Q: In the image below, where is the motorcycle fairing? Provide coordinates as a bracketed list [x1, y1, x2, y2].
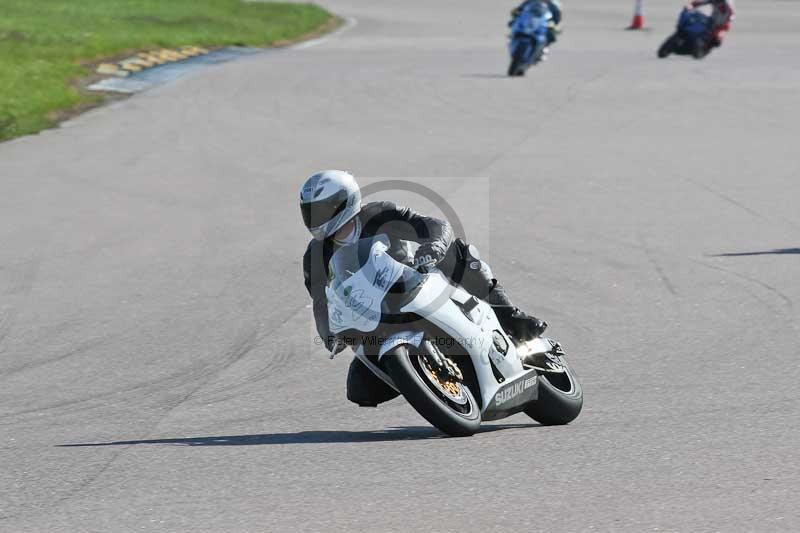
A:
[510, 4, 552, 39]
[400, 271, 531, 412]
[679, 8, 711, 37]
[377, 330, 424, 359]
[353, 344, 400, 393]
[326, 236, 405, 334]
[328, 235, 562, 419]
[482, 370, 539, 421]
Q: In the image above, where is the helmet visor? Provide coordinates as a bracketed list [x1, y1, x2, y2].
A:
[301, 189, 349, 230]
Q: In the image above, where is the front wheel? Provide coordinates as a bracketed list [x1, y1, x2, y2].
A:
[531, 41, 546, 64]
[382, 345, 481, 437]
[508, 39, 530, 76]
[508, 50, 524, 76]
[658, 34, 678, 58]
[524, 354, 583, 425]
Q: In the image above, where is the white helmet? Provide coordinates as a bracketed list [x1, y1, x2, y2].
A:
[299, 170, 362, 241]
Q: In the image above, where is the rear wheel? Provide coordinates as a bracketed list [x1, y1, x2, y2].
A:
[692, 37, 708, 59]
[658, 34, 678, 58]
[382, 345, 481, 437]
[524, 354, 583, 425]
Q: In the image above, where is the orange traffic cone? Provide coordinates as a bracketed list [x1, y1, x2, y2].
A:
[627, 0, 645, 30]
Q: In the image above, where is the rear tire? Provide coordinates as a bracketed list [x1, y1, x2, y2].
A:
[382, 345, 481, 437]
[524, 355, 583, 426]
[692, 37, 708, 59]
[658, 34, 678, 58]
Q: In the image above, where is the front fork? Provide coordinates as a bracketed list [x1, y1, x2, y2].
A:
[418, 338, 463, 381]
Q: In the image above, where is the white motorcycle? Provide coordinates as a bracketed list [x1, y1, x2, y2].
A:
[326, 234, 583, 437]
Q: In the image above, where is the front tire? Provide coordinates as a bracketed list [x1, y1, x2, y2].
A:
[658, 34, 678, 58]
[531, 41, 546, 65]
[524, 355, 583, 425]
[508, 40, 529, 76]
[382, 345, 481, 437]
[508, 53, 523, 77]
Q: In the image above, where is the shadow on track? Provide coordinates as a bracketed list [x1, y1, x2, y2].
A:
[461, 73, 509, 79]
[710, 248, 800, 257]
[58, 423, 539, 447]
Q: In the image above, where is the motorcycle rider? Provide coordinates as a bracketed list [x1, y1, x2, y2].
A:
[511, 0, 562, 44]
[688, 0, 734, 47]
[300, 170, 548, 406]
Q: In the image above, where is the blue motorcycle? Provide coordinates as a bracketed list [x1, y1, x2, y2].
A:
[507, 1, 553, 77]
[658, 7, 713, 59]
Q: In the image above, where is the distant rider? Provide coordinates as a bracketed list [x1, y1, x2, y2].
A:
[300, 170, 547, 406]
[511, 0, 562, 44]
[689, 0, 735, 47]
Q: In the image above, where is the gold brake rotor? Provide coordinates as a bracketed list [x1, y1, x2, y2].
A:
[423, 358, 461, 397]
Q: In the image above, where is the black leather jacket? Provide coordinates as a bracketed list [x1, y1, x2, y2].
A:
[303, 201, 453, 347]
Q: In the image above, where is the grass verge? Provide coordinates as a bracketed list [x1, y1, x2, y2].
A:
[0, 0, 333, 142]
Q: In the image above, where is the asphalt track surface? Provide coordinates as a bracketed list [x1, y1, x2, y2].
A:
[1, 0, 799, 531]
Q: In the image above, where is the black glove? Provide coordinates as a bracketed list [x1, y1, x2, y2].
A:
[413, 242, 445, 272]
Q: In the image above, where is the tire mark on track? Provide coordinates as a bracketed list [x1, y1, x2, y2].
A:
[137, 323, 266, 414]
[0, 254, 42, 353]
[687, 178, 765, 220]
[491, 256, 595, 337]
[7, 325, 269, 517]
[0, 334, 114, 380]
[597, 228, 792, 321]
[193, 302, 312, 403]
[693, 258, 795, 316]
[693, 259, 794, 311]
[0, 370, 192, 422]
[637, 231, 679, 296]
[0, 329, 260, 422]
[183, 325, 271, 402]
[477, 65, 615, 177]
[39, 446, 129, 520]
[563, 226, 793, 316]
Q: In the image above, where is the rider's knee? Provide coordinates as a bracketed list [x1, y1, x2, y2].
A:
[446, 239, 495, 297]
[346, 358, 399, 406]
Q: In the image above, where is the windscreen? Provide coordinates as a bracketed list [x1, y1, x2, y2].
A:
[326, 234, 422, 334]
[511, 6, 549, 35]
